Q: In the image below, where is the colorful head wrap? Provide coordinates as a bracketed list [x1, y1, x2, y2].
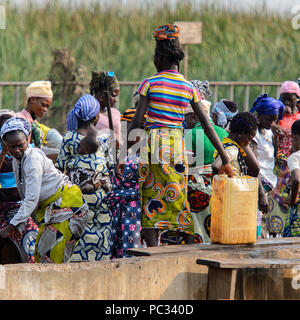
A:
[280, 81, 300, 97]
[212, 99, 238, 127]
[26, 81, 53, 99]
[190, 80, 213, 98]
[89, 71, 119, 96]
[121, 108, 147, 123]
[67, 94, 100, 131]
[121, 108, 136, 122]
[250, 93, 285, 120]
[153, 24, 180, 41]
[0, 117, 31, 140]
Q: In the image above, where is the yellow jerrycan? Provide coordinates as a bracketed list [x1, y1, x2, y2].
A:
[210, 174, 258, 244]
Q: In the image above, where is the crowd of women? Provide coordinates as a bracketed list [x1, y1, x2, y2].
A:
[0, 24, 300, 263]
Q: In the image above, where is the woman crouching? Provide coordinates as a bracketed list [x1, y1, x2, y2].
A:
[0, 117, 88, 263]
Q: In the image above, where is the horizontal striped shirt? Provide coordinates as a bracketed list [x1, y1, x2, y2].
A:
[137, 70, 201, 129]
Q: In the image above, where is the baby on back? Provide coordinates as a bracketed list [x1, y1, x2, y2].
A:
[77, 126, 100, 155]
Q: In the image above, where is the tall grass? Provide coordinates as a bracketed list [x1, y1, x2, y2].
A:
[0, 1, 299, 126]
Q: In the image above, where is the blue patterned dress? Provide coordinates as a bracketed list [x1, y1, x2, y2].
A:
[56, 131, 114, 261]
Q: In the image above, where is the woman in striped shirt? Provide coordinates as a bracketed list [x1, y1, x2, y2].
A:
[125, 25, 233, 246]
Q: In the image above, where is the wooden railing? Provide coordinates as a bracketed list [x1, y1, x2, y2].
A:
[0, 80, 283, 112]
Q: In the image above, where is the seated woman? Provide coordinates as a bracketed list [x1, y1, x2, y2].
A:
[184, 80, 213, 130]
[0, 110, 39, 262]
[212, 112, 268, 238]
[278, 80, 300, 157]
[0, 117, 88, 263]
[57, 94, 114, 261]
[250, 93, 287, 237]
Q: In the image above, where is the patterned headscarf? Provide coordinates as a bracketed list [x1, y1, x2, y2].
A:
[67, 94, 100, 131]
[153, 24, 180, 41]
[89, 71, 119, 96]
[0, 117, 31, 140]
[121, 108, 148, 123]
[190, 80, 213, 98]
[212, 100, 238, 127]
[250, 93, 285, 120]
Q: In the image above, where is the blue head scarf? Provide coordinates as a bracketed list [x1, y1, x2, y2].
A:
[67, 94, 100, 131]
[250, 93, 285, 120]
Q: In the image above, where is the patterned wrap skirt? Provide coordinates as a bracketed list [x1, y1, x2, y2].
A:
[0, 202, 39, 262]
[263, 153, 290, 236]
[187, 165, 212, 243]
[34, 183, 89, 263]
[106, 157, 142, 258]
[68, 168, 113, 262]
[139, 128, 194, 236]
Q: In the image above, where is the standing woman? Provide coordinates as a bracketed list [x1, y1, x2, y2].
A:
[89, 71, 121, 146]
[126, 24, 233, 246]
[278, 81, 300, 157]
[250, 94, 287, 237]
[57, 94, 114, 261]
[0, 111, 39, 262]
[0, 118, 88, 263]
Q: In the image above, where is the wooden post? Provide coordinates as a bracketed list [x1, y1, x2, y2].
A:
[174, 21, 202, 80]
[243, 85, 250, 111]
[184, 44, 188, 79]
[206, 267, 237, 300]
[14, 86, 20, 112]
[0, 86, 2, 109]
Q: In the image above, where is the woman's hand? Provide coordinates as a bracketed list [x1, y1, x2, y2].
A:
[218, 163, 234, 178]
[258, 194, 269, 214]
[284, 106, 292, 115]
[0, 224, 20, 240]
[271, 123, 282, 137]
[115, 162, 125, 180]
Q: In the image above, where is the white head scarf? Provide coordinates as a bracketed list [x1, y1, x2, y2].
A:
[212, 99, 238, 127]
[26, 81, 53, 99]
[0, 117, 31, 140]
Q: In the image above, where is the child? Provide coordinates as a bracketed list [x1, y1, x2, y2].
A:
[283, 120, 300, 237]
[77, 126, 100, 155]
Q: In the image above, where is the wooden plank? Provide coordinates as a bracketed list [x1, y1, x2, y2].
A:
[127, 238, 300, 257]
[127, 244, 198, 256]
[196, 257, 300, 269]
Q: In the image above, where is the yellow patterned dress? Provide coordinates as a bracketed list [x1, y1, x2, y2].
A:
[139, 128, 194, 237]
